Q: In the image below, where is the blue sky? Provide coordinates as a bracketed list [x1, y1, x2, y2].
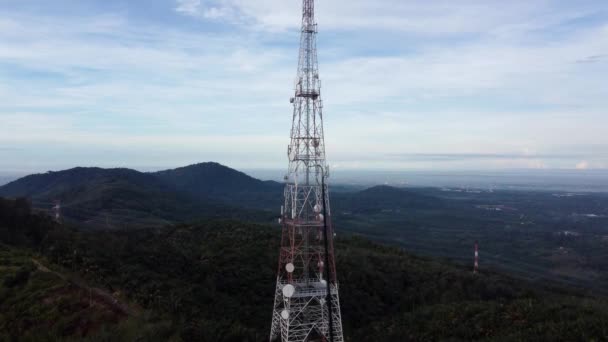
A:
[0, 0, 607, 173]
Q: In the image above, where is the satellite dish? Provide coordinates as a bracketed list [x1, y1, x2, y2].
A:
[318, 214, 324, 221]
[320, 298, 326, 305]
[314, 204, 322, 213]
[318, 261, 324, 267]
[320, 279, 327, 286]
[286, 263, 295, 273]
[282, 284, 295, 298]
[281, 309, 290, 320]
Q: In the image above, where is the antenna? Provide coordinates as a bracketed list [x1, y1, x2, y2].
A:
[474, 241, 479, 274]
[52, 200, 62, 223]
[321, 173, 335, 342]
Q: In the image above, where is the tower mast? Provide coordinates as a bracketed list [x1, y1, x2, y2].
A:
[52, 199, 62, 223]
[474, 241, 479, 274]
[270, 1, 344, 341]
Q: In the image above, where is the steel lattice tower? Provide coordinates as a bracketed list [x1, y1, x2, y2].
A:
[52, 200, 62, 223]
[269, 1, 344, 341]
[474, 241, 479, 274]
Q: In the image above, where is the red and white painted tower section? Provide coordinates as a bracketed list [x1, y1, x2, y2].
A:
[474, 241, 479, 274]
[52, 200, 62, 223]
[269, 1, 344, 341]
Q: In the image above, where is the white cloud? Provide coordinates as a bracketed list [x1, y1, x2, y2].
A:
[576, 161, 590, 170]
[174, 0, 608, 36]
[0, 1, 606, 171]
[175, 0, 240, 22]
[175, 0, 202, 16]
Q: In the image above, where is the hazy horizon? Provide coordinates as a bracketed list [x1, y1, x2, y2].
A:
[2, 163, 608, 193]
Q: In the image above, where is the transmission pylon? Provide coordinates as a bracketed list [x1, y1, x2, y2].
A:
[52, 200, 62, 224]
[269, 1, 344, 341]
[474, 241, 479, 274]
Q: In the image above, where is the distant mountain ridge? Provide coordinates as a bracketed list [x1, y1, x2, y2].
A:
[330, 185, 446, 215]
[0, 162, 448, 230]
[0, 162, 277, 199]
[152, 162, 283, 208]
[153, 162, 282, 195]
[0, 163, 283, 228]
[0, 167, 168, 198]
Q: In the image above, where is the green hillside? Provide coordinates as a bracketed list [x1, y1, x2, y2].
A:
[153, 162, 282, 210]
[1, 198, 607, 341]
[0, 164, 450, 229]
[3, 164, 608, 295]
[0, 247, 141, 340]
[0, 166, 273, 228]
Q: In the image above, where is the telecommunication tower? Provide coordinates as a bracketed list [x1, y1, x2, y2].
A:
[474, 241, 479, 274]
[52, 200, 62, 223]
[269, 1, 344, 341]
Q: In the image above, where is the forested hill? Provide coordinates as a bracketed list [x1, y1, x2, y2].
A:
[0, 162, 446, 228]
[3, 164, 608, 297]
[1, 198, 607, 341]
[0, 163, 282, 204]
[153, 162, 282, 196]
[153, 162, 283, 208]
[332, 185, 446, 212]
[0, 167, 165, 197]
[0, 163, 443, 218]
[0, 163, 282, 227]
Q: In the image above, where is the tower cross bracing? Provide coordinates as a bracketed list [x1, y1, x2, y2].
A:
[269, 1, 345, 341]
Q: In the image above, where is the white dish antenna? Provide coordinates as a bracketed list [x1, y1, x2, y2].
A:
[282, 284, 295, 298]
[314, 204, 322, 213]
[285, 263, 295, 273]
[281, 309, 290, 320]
